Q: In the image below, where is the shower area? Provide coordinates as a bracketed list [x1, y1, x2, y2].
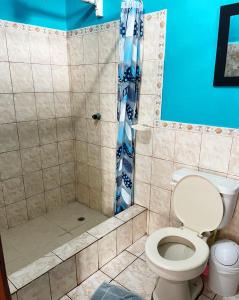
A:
[0, 15, 119, 275]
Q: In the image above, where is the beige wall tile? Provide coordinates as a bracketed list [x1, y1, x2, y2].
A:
[0, 94, 16, 124]
[49, 35, 68, 65]
[86, 93, 100, 119]
[135, 154, 152, 184]
[71, 93, 86, 117]
[0, 123, 19, 153]
[175, 130, 202, 166]
[6, 27, 30, 63]
[0, 62, 12, 93]
[41, 143, 59, 168]
[77, 183, 90, 206]
[88, 166, 101, 190]
[21, 147, 42, 174]
[76, 242, 98, 284]
[83, 33, 98, 64]
[153, 128, 175, 160]
[57, 117, 73, 141]
[75, 117, 87, 141]
[101, 121, 117, 148]
[3, 176, 25, 205]
[45, 188, 62, 211]
[32, 64, 53, 92]
[77, 162, 89, 185]
[76, 141, 88, 163]
[6, 200, 28, 227]
[87, 119, 101, 145]
[84, 64, 99, 93]
[49, 257, 77, 300]
[101, 147, 115, 172]
[0, 150, 22, 180]
[88, 144, 101, 168]
[14, 93, 37, 122]
[0, 207, 8, 230]
[38, 119, 57, 145]
[138, 95, 155, 127]
[52, 65, 70, 92]
[99, 29, 116, 63]
[68, 35, 84, 65]
[98, 230, 117, 267]
[29, 31, 50, 64]
[141, 60, 159, 94]
[101, 191, 114, 216]
[89, 188, 102, 211]
[101, 170, 115, 195]
[18, 121, 39, 148]
[10, 63, 34, 93]
[24, 170, 44, 198]
[100, 93, 117, 122]
[17, 274, 51, 300]
[60, 162, 75, 185]
[133, 211, 147, 242]
[150, 185, 171, 217]
[0, 27, 8, 62]
[43, 166, 60, 191]
[0, 183, 4, 207]
[27, 193, 46, 219]
[58, 140, 74, 164]
[70, 65, 84, 92]
[136, 130, 153, 156]
[99, 63, 116, 93]
[151, 158, 174, 190]
[61, 183, 76, 204]
[200, 133, 232, 173]
[116, 220, 133, 254]
[229, 136, 239, 176]
[134, 180, 150, 209]
[54, 92, 72, 118]
[148, 211, 169, 235]
[35, 93, 55, 120]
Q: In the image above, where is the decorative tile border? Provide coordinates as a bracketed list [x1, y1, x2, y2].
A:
[0, 19, 67, 36]
[7, 204, 147, 300]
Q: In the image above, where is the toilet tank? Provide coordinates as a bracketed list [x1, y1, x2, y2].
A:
[171, 169, 239, 229]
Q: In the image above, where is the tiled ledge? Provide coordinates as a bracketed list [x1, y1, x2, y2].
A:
[7, 204, 147, 300]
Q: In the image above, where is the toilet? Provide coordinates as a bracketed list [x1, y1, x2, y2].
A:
[145, 168, 239, 300]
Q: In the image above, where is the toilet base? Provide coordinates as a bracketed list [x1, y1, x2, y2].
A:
[152, 276, 203, 300]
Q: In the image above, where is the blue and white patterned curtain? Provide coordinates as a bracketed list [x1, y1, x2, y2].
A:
[115, 0, 144, 214]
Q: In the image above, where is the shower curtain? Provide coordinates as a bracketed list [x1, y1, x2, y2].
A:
[115, 0, 143, 214]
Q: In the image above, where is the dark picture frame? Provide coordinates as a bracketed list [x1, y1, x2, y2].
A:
[214, 3, 239, 86]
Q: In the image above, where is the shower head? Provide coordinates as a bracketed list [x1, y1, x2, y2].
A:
[81, 0, 103, 17]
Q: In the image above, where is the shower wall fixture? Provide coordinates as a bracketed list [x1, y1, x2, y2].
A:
[81, 0, 103, 17]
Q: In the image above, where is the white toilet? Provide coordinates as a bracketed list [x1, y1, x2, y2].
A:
[145, 168, 239, 300]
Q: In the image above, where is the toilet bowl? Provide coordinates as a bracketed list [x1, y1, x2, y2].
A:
[145, 173, 228, 300]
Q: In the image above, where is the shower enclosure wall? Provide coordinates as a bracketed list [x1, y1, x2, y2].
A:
[0, 20, 119, 233]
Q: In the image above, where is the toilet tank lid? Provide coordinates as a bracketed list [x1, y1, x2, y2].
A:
[172, 168, 239, 196]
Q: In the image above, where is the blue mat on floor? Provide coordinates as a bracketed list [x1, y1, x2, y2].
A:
[90, 282, 144, 300]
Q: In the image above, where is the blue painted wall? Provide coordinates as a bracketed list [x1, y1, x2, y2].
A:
[1, 1, 239, 128]
[0, 0, 67, 30]
[67, 0, 239, 129]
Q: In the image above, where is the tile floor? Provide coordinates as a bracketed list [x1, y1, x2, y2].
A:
[63, 235, 239, 300]
[1, 202, 108, 275]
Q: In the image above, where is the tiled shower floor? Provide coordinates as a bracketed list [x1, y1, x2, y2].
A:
[1, 202, 108, 275]
[63, 236, 238, 300]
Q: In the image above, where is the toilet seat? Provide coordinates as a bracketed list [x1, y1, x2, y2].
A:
[146, 227, 209, 273]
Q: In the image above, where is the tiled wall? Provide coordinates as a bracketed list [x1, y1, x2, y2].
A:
[8, 205, 147, 300]
[0, 22, 76, 230]
[67, 22, 119, 217]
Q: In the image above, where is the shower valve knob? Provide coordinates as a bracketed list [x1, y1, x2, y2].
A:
[92, 113, 101, 120]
